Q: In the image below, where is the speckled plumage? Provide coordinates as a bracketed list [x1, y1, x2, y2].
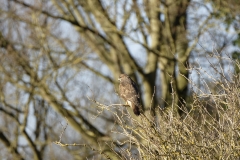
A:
[118, 74, 142, 116]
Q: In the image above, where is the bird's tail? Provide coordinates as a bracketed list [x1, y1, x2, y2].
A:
[133, 105, 141, 116]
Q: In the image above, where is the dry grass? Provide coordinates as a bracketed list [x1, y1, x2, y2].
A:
[104, 59, 240, 159]
[56, 56, 240, 159]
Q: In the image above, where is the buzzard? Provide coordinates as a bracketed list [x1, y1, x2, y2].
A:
[118, 74, 142, 116]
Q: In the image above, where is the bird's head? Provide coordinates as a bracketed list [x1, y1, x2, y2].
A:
[118, 74, 127, 82]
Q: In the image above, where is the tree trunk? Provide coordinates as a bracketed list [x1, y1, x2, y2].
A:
[159, 0, 190, 116]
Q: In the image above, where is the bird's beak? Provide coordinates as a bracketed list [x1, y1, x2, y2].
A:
[118, 78, 120, 81]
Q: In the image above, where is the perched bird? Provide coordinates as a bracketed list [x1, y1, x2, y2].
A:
[118, 74, 142, 116]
